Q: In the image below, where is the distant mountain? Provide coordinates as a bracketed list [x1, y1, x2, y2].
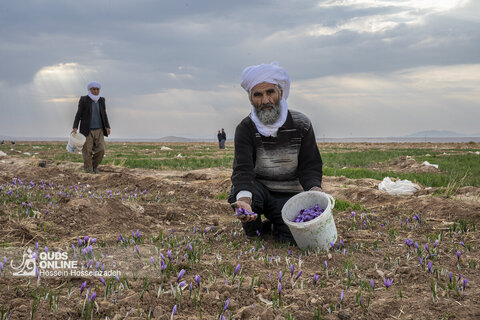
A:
[407, 130, 472, 137]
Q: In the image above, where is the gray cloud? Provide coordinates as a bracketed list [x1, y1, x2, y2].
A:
[1, 0, 479, 139]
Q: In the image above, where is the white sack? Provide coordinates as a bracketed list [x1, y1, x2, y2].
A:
[378, 177, 420, 196]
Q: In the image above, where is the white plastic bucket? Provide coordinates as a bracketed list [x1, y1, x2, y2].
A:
[66, 132, 86, 153]
[281, 191, 337, 250]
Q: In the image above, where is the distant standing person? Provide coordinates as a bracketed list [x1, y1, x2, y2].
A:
[220, 128, 226, 149]
[217, 130, 222, 149]
[72, 81, 111, 174]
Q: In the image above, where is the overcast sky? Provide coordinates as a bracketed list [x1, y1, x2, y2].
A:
[1, 0, 479, 139]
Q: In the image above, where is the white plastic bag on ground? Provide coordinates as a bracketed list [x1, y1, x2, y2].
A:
[161, 146, 172, 150]
[422, 161, 438, 169]
[378, 177, 420, 196]
[0, 151, 6, 156]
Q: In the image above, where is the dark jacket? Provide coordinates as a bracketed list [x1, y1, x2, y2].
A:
[231, 110, 322, 195]
[73, 95, 111, 137]
[221, 131, 226, 140]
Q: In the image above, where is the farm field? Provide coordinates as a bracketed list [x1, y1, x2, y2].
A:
[0, 141, 479, 319]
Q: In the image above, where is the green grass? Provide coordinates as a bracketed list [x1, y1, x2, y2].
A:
[1, 142, 479, 187]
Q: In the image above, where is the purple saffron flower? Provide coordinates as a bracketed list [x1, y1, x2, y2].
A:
[456, 250, 461, 261]
[90, 292, 96, 302]
[167, 250, 173, 260]
[463, 278, 468, 291]
[419, 257, 423, 266]
[313, 274, 319, 285]
[115, 275, 119, 282]
[135, 245, 139, 254]
[99, 277, 106, 287]
[340, 290, 344, 303]
[340, 238, 344, 248]
[45, 246, 49, 253]
[424, 243, 429, 253]
[324, 260, 328, 269]
[80, 281, 86, 294]
[35, 242, 39, 250]
[370, 279, 374, 290]
[295, 270, 303, 281]
[171, 304, 177, 318]
[177, 269, 186, 282]
[84, 236, 89, 244]
[3, 256, 6, 264]
[234, 264, 241, 276]
[195, 275, 200, 287]
[414, 242, 419, 249]
[178, 281, 187, 288]
[87, 259, 93, 268]
[434, 240, 439, 248]
[428, 262, 433, 273]
[449, 272, 453, 283]
[290, 264, 294, 277]
[278, 282, 282, 295]
[459, 241, 465, 248]
[383, 277, 393, 288]
[0, 262, 3, 272]
[224, 298, 230, 311]
[150, 256, 155, 265]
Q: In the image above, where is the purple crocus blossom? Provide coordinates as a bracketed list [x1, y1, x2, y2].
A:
[434, 240, 439, 248]
[459, 241, 465, 248]
[456, 250, 461, 261]
[383, 277, 394, 288]
[290, 264, 294, 277]
[278, 282, 282, 295]
[427, 262, 433, 273]
[150, 256, 155, 265]
[90, 292, 96, 302]
[370, 279, 374, 290]
[424, 243, 429, 253]
[0, 262, 3, 272]
[449, 272, 453, 283]
[295, 270, 302, 281]
[80, 281, 86, 294]
[178, 281, 187, 288]
[195, 275, 200, 287]
[99, 277, 106, 286]
[313, 274, 319, 285]
[324, 260, 328, 269]
[234, 264, 241, 276]
[224, 298, 230, 311]
[279, 270, 283, 282]
[171, 304, 177, 318]
[177, 269, 186, 282]
[463, 278, 468, 291]
[340, 290, 344, 303]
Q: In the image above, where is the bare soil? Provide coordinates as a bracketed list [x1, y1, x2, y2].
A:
[0, 143, 479, 320]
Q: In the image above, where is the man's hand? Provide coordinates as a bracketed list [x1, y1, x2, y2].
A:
[71, 128, 78, 134]
[232, 197, 257, 223]
[106, 128, 111, 136]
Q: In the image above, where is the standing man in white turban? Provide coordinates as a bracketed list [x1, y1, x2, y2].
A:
[72, 81, 111, 174]
[229, 62, 323, 244]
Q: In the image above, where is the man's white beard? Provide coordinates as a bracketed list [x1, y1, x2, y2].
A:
[253, 101, 282, 125]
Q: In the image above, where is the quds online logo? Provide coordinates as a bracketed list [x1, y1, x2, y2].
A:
[11, 247, 77, 277]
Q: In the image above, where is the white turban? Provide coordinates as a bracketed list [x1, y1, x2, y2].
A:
[240, 62, 290, 137]
[87, 81, 101, 90]
[240, 61, 290, 100]
[87, 81, 101, 102]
